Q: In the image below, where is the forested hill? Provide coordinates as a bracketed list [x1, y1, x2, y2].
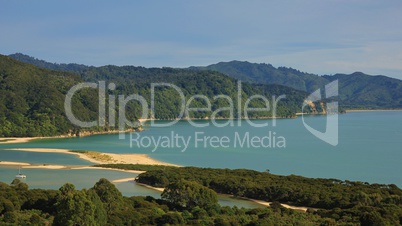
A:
[324, 72, 402, 109]
[0, 54, 321, 137]
[190, 60, 328, 92]
[74, 65, 321, 118]
[191, 60, 402, 109]
[12, 53, 402, 109]
[0, 55, 106, 137]
[7, 53, 322, 115]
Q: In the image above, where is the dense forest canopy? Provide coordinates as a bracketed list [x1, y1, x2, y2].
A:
[0, 54, 323, 137]
[107, 164, 402, 225]
[2, 164, 398, 225]
[0, 55, 104, 137]
[0, 178, 325, 225]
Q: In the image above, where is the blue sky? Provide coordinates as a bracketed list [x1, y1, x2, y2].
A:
[1, 0, 402, 79]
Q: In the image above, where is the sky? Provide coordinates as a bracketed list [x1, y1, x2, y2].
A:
[1, 0, 402, 79]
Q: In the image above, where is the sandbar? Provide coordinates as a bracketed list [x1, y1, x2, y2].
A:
[0, 161, 66, 169]
[71, 166, 146, 174]
[0, 137, 38, 144]
[136, 182, 165, 192]
[0, 161, 30, 166]
[241, 197, 310, 212]
[6, 148, 177, 166]
[111, 177, 136, 183]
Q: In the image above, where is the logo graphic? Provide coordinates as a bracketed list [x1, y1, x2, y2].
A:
[301, 80, 339, 146]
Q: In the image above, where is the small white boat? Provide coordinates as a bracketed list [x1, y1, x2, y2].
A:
[15, 168, 26, 179]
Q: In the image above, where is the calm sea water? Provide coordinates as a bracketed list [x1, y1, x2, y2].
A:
[1, 111, 401, 187]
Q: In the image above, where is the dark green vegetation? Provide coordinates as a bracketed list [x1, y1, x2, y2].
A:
[190, 61, 329, 92]
[74, 64, 314, 119]
[192, 60, 402, 109]
[1, 54, 324, 137]
[323, 72, 402, 109]
[134, 166, 402, 225]
[4, 164, 399, 225]
[162, 179, 219, 210]
[0, 55, 109, 137]
[1, 178, 344, 226]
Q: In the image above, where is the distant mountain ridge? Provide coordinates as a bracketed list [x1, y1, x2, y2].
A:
[9, 53, 90, 73]
[8, 53, 402, 109]
[190, 61, 328, 92]
[191, 60, 402, 109]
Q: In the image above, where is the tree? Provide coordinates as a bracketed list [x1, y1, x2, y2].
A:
[161, 179, 218, 210]
[91, 178, 123, 214]
[360, 211, 387, 226]
[54, 183, 99, 226]
[156, 212, 185, 225]
[0, 197, 15, 214]
[86, 189, 108, 224]
[3, 211, 18, 224]
[11, 178, 29, 191]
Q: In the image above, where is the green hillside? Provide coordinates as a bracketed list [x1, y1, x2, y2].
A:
[7, 53, 321, 116]
[190, 60, 329, 92]
[0, 55, 102, 137]
[324, 72, 402, 108]
[192, 60, 402, 109]
[10, 54, 402, 109]
[1, 54, 320, 137]
[75, 65, 316, 119]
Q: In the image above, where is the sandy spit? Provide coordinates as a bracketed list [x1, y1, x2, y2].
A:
[0, 137, 38, 144]
[6, 148, 177, 166]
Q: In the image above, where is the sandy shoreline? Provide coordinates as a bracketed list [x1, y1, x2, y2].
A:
[0, 127, 143, 144]
[106, 153, 178, 166]
[0, 137, 39, 144]
[112, 177, 136, 183]
[3, 148, 178, 166]
[136, 182, 165, 192]
[0, 161, 31, 166]
[238, 197, 310, 212]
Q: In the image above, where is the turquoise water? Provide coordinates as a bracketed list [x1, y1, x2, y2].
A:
[0, 166, 136, 191]
[1, 111, 401, 187]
